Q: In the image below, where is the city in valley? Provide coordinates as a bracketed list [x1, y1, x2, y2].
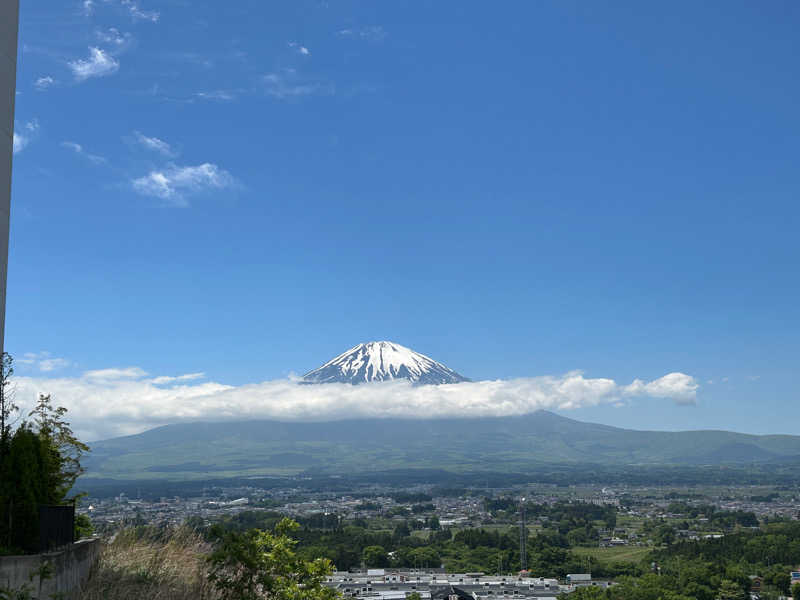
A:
[80, 478, 800, 599]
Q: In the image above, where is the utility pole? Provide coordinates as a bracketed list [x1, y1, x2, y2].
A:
[0, 0, 19, 360]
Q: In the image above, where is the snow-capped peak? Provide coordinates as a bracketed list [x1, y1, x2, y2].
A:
[302, 341, 470, 385]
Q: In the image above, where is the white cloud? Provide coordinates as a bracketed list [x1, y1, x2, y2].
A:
[262, 72, 333, 100]
[12, 120, 39, 154]
[84, 367, 148, 381]
[39, 358, 73, 372]
[61, 141, 83, 153]
[68, 47, 120, 81]
[95, 27, 132, 48]
[11, 368, 700, 442]
[151, 373, 206, 385]
[624, 372, 699, 405]
[61, 140, 107, 165]
[17, 352, 72, 372]
[132, 131, 176, 157]
[120, 0, 159, 22]
[82, 0, 157, 21]
[34, 76, 55, 91]
[12, 134, 27, 154]
[337, 26, 387, 42]
[288, 42, 310, 56]
[132, 163, 236, 205]
[195, 90, 238, 102]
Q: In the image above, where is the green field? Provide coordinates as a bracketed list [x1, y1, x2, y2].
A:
[571, 545, 651, 563]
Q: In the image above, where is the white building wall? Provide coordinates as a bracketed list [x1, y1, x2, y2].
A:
[0, 0, 19, 356]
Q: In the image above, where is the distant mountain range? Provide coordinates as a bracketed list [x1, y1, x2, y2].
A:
[302, 341, 470, 384]
[84, 410, 800, 481]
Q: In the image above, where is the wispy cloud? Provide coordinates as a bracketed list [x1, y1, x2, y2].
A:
[120, 0, 159, 22]
[18, 351, 72, 373]
[12, 120, 39, 154]
[95, 27, 133, 49]
[68, 47, 120, 81]
[84, 367, 149, 381]
[262, 72, 333, 100]
[13, 368, 700, 441]
[288, 42, 310, 56]
[132, 131, 176, 157]
[169, 52, 214, 69]
[195, 90, 238, 102]
[132, 163, 236, 206]
[151, 373, 206, 385]
[34, 76, 55, 91]
[82, 0, 157, 21]
[337, 26, 387, 42]
[61, 141, 107, 165]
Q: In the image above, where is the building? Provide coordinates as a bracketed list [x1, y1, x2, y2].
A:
[0, 0, 19, 356]
[325, 571, 562, 599]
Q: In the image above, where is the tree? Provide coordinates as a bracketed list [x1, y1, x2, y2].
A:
[394, 521, 410, 539]
[207, 517, 339, 600]
[0, 353, 16, 457]
[717, 579, 746, 600]
[0, 426, 54, 551]
[791, 582, 800, 600]
[363, 545, 389, 568]
[655, 524, 676, 546]
[75, 513, 93, 539]
[29, 393, 89, 499]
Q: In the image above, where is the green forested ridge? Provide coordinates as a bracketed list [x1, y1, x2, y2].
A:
[83, 412, 800, 481]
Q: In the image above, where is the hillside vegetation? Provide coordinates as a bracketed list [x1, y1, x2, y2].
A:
[83, 412, 800, 481]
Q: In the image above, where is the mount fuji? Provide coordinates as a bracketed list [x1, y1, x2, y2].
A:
[301, 341, 470, 385]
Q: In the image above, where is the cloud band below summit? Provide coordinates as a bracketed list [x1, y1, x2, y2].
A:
[12, 370, 698, 441]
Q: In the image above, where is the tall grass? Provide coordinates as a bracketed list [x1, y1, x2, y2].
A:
[80, 526, 218, 600]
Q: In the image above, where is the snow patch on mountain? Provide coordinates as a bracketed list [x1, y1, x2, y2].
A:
[302, 341, 470, 385]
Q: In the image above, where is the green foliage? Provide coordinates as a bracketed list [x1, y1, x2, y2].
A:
[0, 353, 17, 455]
[0, 366, 90, 554]
[29, 393, 90, 498]
[654, 524, 676, 546]
[0, 426, 60, 552]
[362, 545, 389, 567]
[791, 582, 800, 600]
[75, 513, 94, 539]
[717, 579, 747, 600]
[207, 517, 339, 600]
[393, 522, 410, 539]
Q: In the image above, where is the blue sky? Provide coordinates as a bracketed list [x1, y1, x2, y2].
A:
[8, 0, 800, 438]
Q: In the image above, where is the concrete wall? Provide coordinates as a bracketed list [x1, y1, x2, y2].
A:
[0, 0, 19, 356]
[0, 539, 101, 599]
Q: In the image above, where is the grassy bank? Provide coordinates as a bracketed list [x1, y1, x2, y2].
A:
[80, 527, 216, 600]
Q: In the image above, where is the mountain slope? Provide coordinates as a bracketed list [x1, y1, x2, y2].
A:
[302, 341, 470, 384]
[83, 411, 800, 481]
